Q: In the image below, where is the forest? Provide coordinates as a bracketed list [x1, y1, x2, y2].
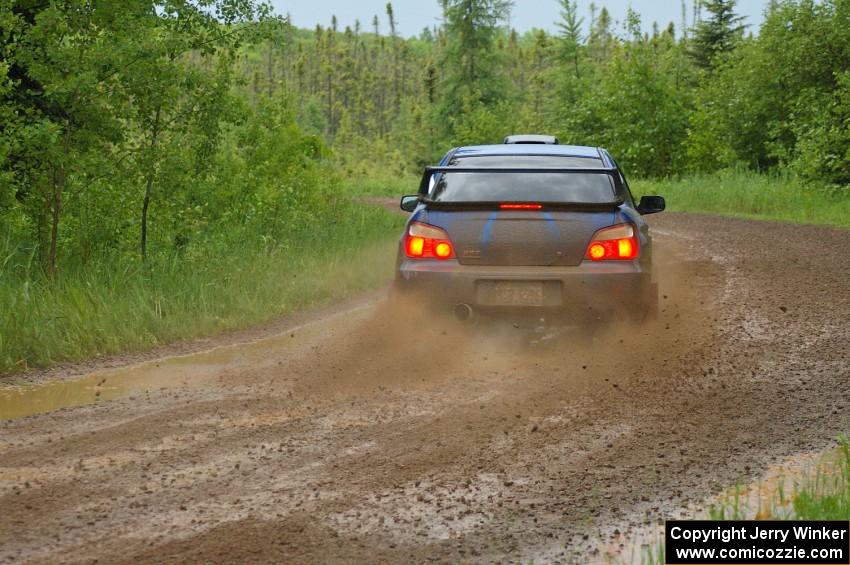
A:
[1, 0, 849, 372]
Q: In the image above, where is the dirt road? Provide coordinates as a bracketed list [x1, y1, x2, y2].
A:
[1, 213, 848, 564]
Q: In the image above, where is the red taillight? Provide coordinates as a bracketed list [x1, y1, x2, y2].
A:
[434, 242, 453, 258]
[404, 222, 455, 260]
[500, 203, 543, 210]
[585, 223, 639, 261]
[406, 236, 425, 257]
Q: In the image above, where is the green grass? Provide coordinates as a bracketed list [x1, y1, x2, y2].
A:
[789, 439, 850, 520]
[340, 174, 419, 198]
[633, 169, 850, 229]
[0, 203, 405, 375]
[631, 438, 850, 565]
[350, 170, 850, 230]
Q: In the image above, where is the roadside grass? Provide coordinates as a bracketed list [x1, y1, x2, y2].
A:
[351, 169, 850, 231]
[787, 439, 850, 520]
[628, 437, 850, 565]
[633, 170, 850, 229]
[340, 174, 419, 198]
[0, 204, 405, 375]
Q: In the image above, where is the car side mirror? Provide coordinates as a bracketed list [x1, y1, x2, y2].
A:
[637, 195, 665, 215]
[400, 195, 419, 213]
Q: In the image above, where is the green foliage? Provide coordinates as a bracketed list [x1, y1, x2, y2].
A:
[576, 31, 690, 177]
[2, 0, 850, 373]
[555, 0, 583, 77]
[231, 0, 850, 196]
[689, 0, 747, 69]
[688, 0, 850, 187]
[2, 0, 130, 274]
[792, 438, 850, 520]
[791, 69, 850, 192]
[769, 0, 850, 192]
[633, 170, 850, 228]
[450, 93, 518, 146]
[339, 175, 418, 198]
[589, 6, 614, 61]
[0, 58, 16, 210]
[0, 1, 408, 373]
[235, 0, 850, 192]
[707, 438, 850, 521]
[0, 205, 403, 373]
[438, 0, 513, 131]
[0, 0, 277, 274]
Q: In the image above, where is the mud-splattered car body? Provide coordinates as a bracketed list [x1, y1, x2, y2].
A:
[395, 142, 665, 324]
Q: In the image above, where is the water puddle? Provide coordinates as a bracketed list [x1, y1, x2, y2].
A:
[0, 303, 374, 421]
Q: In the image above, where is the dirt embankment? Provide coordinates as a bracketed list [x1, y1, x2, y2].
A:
[0, 213, 848, 564]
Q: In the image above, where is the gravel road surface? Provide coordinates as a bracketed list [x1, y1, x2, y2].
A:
[1, 213, 848, 564]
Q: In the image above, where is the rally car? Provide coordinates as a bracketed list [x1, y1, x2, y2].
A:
[395, 137, 665, 325]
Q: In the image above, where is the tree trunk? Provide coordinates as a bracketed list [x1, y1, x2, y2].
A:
[326, 72, 333, 134]
[141, 106, 162, 260]
[48, 176, 61, 279]
[266, 44, 274, 97]
[47, 128, 71, 279]
[140, 188, 151, 260]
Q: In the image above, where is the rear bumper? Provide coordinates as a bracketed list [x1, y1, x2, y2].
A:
[396, 258, 651, 319]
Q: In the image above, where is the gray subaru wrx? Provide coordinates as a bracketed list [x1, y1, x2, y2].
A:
[394, 136, 665, 325]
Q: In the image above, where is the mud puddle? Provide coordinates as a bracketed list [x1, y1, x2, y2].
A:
[0, 303, 373, 421]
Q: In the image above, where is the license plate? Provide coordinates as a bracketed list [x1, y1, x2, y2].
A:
[485, 281, 544, 306]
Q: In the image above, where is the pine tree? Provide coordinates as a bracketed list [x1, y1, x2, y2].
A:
[556, 0, 583, 78]
[589, 6, 612, 61]
[438, 0, 513, 123]
[386, 3, 401, 107]
[690, 0, 746, 69]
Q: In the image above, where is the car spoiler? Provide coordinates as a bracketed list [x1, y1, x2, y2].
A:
[416, 166, 625, 209]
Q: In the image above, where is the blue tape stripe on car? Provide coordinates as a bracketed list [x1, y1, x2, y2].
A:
[542, 212, 561, 239]
[481, 212, 498, 246]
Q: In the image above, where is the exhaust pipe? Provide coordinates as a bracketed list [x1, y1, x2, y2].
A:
[453, 303, 476, 323]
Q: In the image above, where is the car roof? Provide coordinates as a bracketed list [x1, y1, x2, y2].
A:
[451, 144, 606, 161]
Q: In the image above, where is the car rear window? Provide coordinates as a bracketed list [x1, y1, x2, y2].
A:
[429, 156, 617, 204]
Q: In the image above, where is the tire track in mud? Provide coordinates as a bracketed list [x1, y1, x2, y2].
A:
[0, 213, 848, 564]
